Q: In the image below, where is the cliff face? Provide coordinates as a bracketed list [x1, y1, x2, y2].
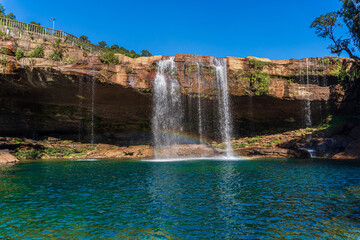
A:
[0, 37, 355, 144]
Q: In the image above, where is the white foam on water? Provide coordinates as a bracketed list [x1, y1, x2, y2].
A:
[142, 155, 244, 162]
[72, 159, 100, 162]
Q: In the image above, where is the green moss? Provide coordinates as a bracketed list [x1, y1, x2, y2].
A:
[248, 58, 275, 69]
[14, 149, 43, 159]
[1, 48, 9, 55]
[0, 56, 7, 65]
[241, 59, 273, 96]
[330, 62, 360, 88]
[125, 67, 133, 74]
[187, 65, 198, 75]
[201, 66, 215, 75]
[64, 58, 76, 64]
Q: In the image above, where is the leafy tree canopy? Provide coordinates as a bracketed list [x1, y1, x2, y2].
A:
[0, 4, 16, 20]
[311, 0, 360, 62]
[79, 35, 89, 42]
[141, 50, 152, 57]
[30, 21, 40, 26]
[98, 41, 108, 48]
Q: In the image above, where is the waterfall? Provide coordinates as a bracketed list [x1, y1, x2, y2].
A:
[152, 56, 233, 159]
[91, 75, 95, 146]
[305, 58, 312, 127]
[196, 62, 203, 144]
[78, 76, 84, 142]
[300, 58, 312, 128]
[213, 57, 233, 158]
[152, 57, 184, 158]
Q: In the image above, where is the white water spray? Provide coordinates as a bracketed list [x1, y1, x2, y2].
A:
[196, 62, 203, 144]
[152, 57, 183, 158]
[213, 57, 233, 158]
[305, 58, 312, 128]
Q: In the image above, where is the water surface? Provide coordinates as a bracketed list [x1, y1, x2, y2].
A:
[0, 159, 360, 239]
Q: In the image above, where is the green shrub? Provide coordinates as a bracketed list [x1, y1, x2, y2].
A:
[64, 58, 76, 64]
[125, 67, 133, 74]
[15, 48, 24, 59]
[248, 58, 271, 96]
[27, 45, 44, 58]
[50, 39, 64, 61]
[100, 51, 119, 65]
[0, 31, 6, 41]
[1, 48, 9, 55]
[0, 56, 7, 65]
[15, 149, 43, 159]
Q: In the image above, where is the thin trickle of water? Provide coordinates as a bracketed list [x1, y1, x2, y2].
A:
[196, 62, 203, 144]
[305, 58, 312, 128]
[91, 74, 95, 146]
[78, 76, 84, 142]
[300, 58, 312, 128]
[213, 57, 233, 157]
[152, 57, 183, 158]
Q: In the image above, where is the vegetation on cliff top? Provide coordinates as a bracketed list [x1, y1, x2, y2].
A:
[0, 3, 152, 60]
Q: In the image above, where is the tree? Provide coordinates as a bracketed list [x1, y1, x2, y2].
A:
[98, 41, 107, 48]
[111, 44, 119, 50]
[7, 13, 15, 19]
[79, 35, 89, 42]
[311, 0, 360, 62]
[140, 50, 152, 57]
[0, 4, 5, 16]
[30, 21, 40, 26]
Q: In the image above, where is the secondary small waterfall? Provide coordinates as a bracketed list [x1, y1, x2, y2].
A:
[91, 75, 95, 146]
[300, 57, 330, 128]
[196, 62, 203, 144]
[213, 57, 233, 157]
[152, 56, 233, 159]
[300, 58, 312, 128]
[305, 58, 312, 128]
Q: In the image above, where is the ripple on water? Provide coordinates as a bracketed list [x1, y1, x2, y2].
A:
[0, 159, 359, 239]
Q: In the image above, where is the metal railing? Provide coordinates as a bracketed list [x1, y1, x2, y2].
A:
[0, 17, 101, 53]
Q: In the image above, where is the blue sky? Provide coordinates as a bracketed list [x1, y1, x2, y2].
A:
[1, 0, 344, 59]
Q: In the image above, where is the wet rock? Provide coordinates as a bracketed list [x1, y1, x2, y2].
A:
[234, 147, 310, 159]
[333, 140, 360, 159]
[156, 144, 219, 159]
[0, 149, 19, 163]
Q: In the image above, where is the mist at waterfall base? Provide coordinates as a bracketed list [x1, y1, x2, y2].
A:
[152, 57, 234, 159]
[1, 159, 360, 239]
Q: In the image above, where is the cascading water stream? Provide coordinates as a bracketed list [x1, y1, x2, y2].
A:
[78, 76, 84, 142]
[152, 57, 183, 158]
[196, 62, 203, 144]
[305, 58, 312, 128]
[152, 56, 234, 159]
[300, 58, 312, 128]
[213, 57, 233, 158]
[91, 72, 95, 146]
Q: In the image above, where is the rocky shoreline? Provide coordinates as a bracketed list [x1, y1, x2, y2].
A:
[2, 116, 360, 162]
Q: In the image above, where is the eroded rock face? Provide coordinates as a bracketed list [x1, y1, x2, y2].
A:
[0, 38, 355, 145]
[0, 149, 19, 163]
[233, 147, 310, 159]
